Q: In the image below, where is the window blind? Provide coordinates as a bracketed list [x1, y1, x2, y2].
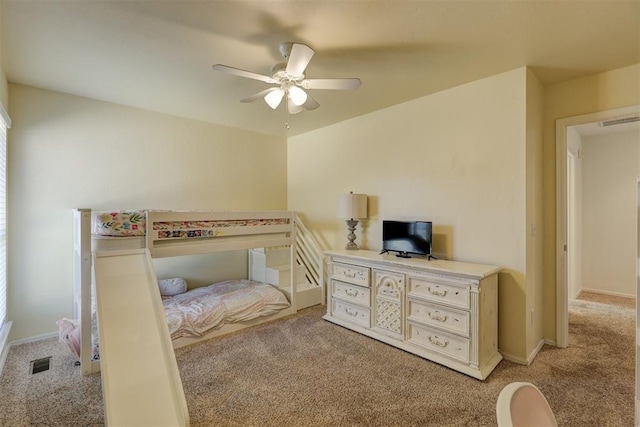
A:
[0, 114, 7, 329]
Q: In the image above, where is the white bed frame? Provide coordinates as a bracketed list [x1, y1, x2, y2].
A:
[73, 208, 298, 375]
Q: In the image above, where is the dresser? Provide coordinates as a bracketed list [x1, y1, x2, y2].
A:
[323, 249, 502, 380]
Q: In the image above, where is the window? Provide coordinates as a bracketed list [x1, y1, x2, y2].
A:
[0, 104, 10, 344]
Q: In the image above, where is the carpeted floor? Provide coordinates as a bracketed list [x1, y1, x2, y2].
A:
[0, 293, 634, 426]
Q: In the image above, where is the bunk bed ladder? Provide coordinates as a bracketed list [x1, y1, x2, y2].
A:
[248, 214, 326, 308]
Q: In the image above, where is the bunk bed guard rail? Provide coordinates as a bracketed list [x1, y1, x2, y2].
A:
[145, 210, 296, 258]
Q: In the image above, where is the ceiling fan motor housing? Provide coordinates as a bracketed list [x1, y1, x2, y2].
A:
[270, 62, 304, 83]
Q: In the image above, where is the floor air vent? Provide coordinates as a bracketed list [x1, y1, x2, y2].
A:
[30, 357, 52, 374]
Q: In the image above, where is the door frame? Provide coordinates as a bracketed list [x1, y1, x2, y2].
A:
[566, 151, 577, 300]
[636, 178, 640, 426]
[555, 104, 640, 348]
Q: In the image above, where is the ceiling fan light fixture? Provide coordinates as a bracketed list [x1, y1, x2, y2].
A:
[264, 88, 284, 109]
[287, 97, 304, 114]
[213, 42, 361, 113]
[288, 86, 308, 106]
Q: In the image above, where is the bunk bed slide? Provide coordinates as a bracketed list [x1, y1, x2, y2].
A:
[94, 249, 189, 427]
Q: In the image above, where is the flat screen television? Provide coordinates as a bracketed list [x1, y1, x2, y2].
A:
[381, 220, 433, 259]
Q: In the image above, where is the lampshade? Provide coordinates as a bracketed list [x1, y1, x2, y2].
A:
[287, 98, 303, 114]
[264, 89, 284, 109]
[337, 193, 368, 219]
[288, 86, 308, 106]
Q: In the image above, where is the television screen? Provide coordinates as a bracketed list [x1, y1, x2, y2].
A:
[382, 220, 432, 258]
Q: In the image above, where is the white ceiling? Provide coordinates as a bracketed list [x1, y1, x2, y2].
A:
[2, 1, 639, 137]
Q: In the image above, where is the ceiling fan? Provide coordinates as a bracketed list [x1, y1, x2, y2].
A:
[212, 42, 361, 114]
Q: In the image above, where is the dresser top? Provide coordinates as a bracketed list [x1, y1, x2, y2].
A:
[325, 249, 501, 279]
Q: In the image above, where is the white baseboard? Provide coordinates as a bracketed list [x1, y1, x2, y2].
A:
[499, 338, 547, 366]
[9, 331, 58, 347]
[0, 321, 13, 378]
[577, 287, 636, 301]
[499, 350, 528, 365]
[527, 339, 545, 364]
[0, 328, 59, 380]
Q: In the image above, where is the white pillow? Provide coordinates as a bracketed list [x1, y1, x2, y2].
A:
[158, 278, 187, 296]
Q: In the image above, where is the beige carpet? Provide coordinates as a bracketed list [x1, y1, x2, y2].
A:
[0, 295, 634, 426]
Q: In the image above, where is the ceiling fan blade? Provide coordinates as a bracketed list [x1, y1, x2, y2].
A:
[301, 78, 362, 90]
[241, 87, 280, 103]
[212, 64, 276, 84]
[285, 43, 314, 77]
[303, 95, 320, 111]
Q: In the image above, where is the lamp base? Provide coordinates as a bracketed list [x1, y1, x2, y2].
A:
[345, 219, 360, 250]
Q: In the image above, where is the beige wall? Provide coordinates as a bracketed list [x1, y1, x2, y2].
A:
[542, 63, 640, 340]
[289, 68, 530, 360]
[7, 83, 287, 341]
[581, 130, 639, 297]
[0, 1, 8, 107]
[525, 69, 545, 358]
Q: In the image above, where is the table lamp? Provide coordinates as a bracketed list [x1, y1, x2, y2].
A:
[337, 192, 368, 250]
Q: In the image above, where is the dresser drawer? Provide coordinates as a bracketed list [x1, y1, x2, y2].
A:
[372, 269, 404, 302]
[407, 299, 469, 337]
[408, 322, 470, 363]
[332, 262, 370, 287]
[332, 298, 370, 328]
[332, 280, 371, 307]
[408, 276, 469, 310]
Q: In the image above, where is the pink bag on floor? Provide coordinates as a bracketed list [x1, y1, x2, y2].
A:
[56, 318, 81, 361]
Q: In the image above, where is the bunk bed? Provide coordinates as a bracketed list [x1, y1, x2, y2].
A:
[72, 208, 298, 375]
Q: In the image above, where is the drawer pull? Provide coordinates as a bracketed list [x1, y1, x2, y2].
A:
[428, 311, 448, 322]
[345, 288, 359, 297]
[345, 307, 359, 317]
[428, 335, 449, 348]
[343, 271, 356, 279]
[427, 287, 447, 297]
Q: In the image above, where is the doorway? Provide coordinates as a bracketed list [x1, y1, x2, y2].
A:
[556, 104, 640, 348]
[557, 105, 640, 423]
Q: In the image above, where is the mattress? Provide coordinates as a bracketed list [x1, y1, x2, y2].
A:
[163, 279, 290, 339]
[72, 279, 289, 363]
[92, 210, 289, 240]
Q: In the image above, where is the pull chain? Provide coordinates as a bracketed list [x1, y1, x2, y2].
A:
[285, 98, 290, 129]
